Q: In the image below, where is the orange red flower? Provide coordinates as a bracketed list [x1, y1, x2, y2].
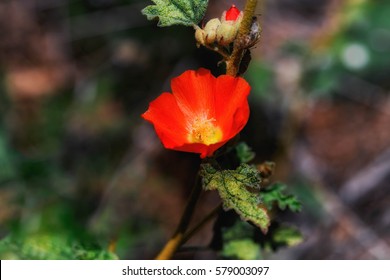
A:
[142, 68, 250, 158]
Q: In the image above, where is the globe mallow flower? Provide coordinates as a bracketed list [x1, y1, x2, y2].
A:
[142, 68, 250, 158]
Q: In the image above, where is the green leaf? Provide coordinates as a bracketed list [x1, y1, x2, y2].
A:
[261, 183, 301, 212]
[235, 142, 256, 163]
[222, 219, 254, 241]
[0, 233, 118, 260]
[222, 239, 262, 260]
[221, 220, 262, 259]
[201, 163, 270, 233]
[273, 226, 303, 247]
[142, 0, 208, 27]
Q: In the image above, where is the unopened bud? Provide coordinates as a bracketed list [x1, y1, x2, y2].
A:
[203, 18, 221, 44]
[195, 27, 206, 46]
[217, 5, 243, 46]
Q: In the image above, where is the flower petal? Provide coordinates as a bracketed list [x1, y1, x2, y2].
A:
[142, 92, 188, 148]
[214, 75, 251, 140]
[171, 68, 216, 119]
[225, 5, 241, 21]
[174, 141, 228, 159]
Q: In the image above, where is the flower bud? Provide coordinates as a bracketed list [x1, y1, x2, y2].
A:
[195, 27, 206, 46]
[217, 5, 243, 46]
[203, 18, 221, 44]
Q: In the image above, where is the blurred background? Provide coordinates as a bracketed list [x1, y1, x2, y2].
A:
[0, 0, 389, 259]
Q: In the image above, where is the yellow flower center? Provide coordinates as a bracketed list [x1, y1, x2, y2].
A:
[187, 115, 223, 145]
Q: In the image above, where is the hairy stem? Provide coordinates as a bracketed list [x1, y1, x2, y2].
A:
[155, 174, 202, 260]
[226, 0, 258, 76]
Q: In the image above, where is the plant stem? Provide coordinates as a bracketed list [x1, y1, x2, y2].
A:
[204, 45, 230, 60]
[226, 0, 258, 76]
[155, 174, 203, 260]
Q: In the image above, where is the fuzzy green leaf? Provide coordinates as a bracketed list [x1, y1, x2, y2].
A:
[201, 163, 270, 233]
[221, 220, 262, 260]
[273, 226, 303, 247]
[142, 0, 208, 27]
[223, 239, 262, 260]
[262, 183, 301, 212]
[235, 142, 256, 163]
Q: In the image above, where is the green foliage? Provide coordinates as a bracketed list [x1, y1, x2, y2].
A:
[218, 219, 302, 259]
[272, 226, 303, 247]
[142, 0, 208, 27]
[0, 233, 118, 260]
[202, 159, 302, 257]
[221, 220, 262, 260]
[235, 142, 256, 163]
[304, 2, 390, 96]
[0, 199, 119, 260]
[0, 130, 16, 183]
[201, 163, 270, 233]
[223, 239, 261, 260]
[262, 183, 301, 212]
[245, 62, 275, 100]
[222, 218, 254, 241]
